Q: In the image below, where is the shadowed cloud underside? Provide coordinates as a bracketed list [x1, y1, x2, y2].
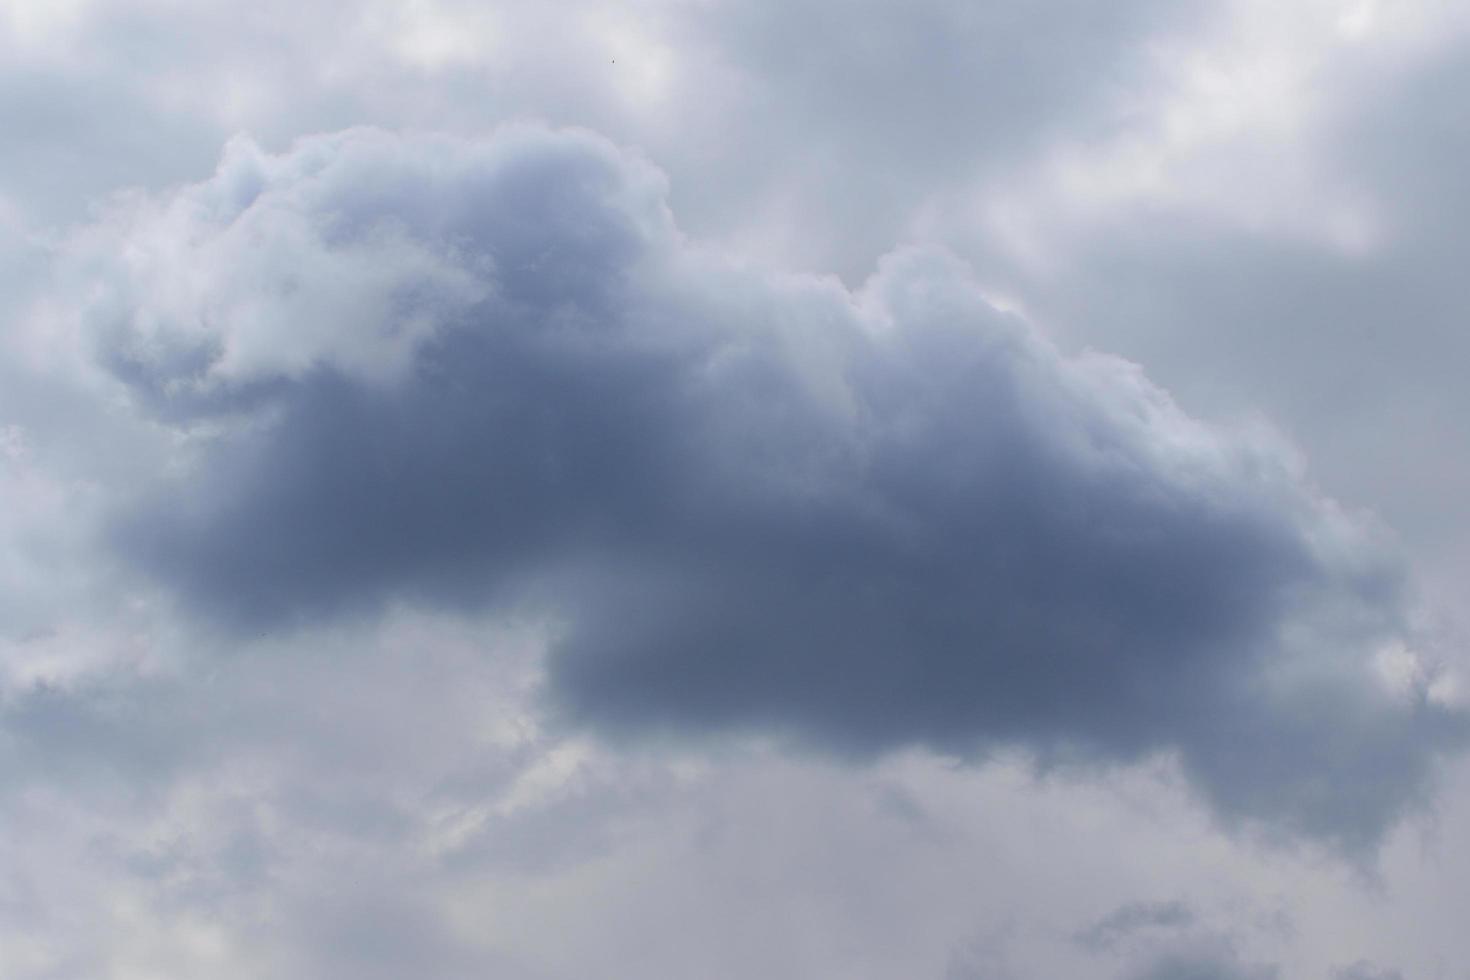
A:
[77, 126, 1463, 851]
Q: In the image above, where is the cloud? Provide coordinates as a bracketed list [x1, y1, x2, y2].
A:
[61, 125, 1463, 851]
[9, 4, 1470, 979]
[1075, 900, 1195, 953]
[0, 0, 1226, 284]
[0, 608, 598, 979]
[1332, 962, 1405, 980]
[666, 0, 1214, 276]
[943, 19, 1470, 616]
[1123, 941, 1278, 980]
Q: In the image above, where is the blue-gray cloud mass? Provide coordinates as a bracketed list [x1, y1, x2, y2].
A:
[75, 126, 1461, 852]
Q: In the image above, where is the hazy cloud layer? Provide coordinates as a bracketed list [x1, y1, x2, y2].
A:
[65, 126, 1461, 850]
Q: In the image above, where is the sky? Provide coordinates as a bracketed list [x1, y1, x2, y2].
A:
[3, 0, 1470, 977]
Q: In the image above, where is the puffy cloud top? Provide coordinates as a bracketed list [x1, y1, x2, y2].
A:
[72, 126, 1463, 851]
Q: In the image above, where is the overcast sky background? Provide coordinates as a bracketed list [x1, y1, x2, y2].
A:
[4, 1, 1470, 977]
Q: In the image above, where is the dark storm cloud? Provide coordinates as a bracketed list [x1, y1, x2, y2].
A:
[81, 127, 1463, 850]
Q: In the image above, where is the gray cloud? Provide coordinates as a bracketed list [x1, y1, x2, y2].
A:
[0, 0, 1220, 284]
[975, 33, 1470, 633]
[0, 609, 620, 979]
[1123, 943, 1278, 980]
[9, 4, 1470, 979]
[665, 0, 1213, 277]
[1075, 900, 1195, 953]
[1079, 904, 1286, 980]
[1332, 962, 1406, 980]
[69, 126, 1463, 852]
